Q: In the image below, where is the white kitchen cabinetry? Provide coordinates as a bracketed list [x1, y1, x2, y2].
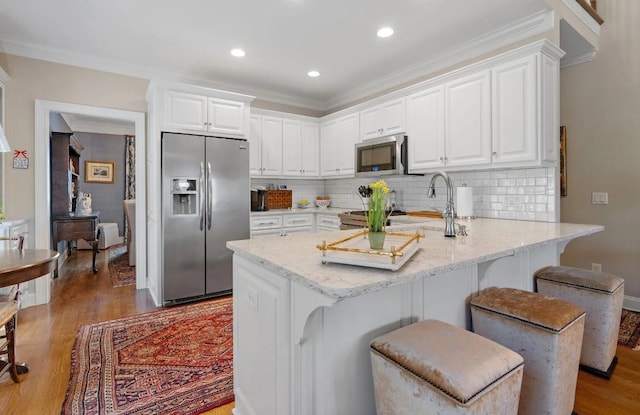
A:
[249, 115, 283, 177]
[406, 71, 491, 172]
[444, 70, 492, 168]
[250, 213, 314, 238]
[360, 98, 406, 140]
[282, 119, 319, 177]
[406, 43, 561, 173]
[164, 90, 247, 136]
[320, 113, 359, 177]
[406, 85, 446, 171]
[491, 55, 537, 166]
[315, 214, 340, 231]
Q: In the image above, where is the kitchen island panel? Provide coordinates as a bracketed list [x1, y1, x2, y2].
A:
[229, 219, 603, 415]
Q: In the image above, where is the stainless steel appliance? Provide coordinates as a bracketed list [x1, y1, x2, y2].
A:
[355, 134, 408, 177]
[162, 132, 249, 305]
[250, 187, 268, 211]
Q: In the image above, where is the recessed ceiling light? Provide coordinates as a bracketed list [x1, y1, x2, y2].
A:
[307, 70, 320, 78]
[377, 27, 394, 38]
[230, 48, 246, 57]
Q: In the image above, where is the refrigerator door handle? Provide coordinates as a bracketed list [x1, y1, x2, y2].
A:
[207, 161, 213, 230]
[199, 161, 205, 231]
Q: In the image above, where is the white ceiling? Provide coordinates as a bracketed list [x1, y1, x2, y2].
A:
[0, 0, 553, 111]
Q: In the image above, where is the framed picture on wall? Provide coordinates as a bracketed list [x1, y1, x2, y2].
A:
[85, 160, 115, 183]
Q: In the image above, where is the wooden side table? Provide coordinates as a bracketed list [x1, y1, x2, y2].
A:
[52, 213, 100, 273]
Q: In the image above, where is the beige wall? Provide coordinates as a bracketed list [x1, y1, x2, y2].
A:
[560, 0, 640, 297]
[0, 53, 149, 222]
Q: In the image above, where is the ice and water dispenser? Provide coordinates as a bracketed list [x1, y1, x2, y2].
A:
[171, 179, 198, 215]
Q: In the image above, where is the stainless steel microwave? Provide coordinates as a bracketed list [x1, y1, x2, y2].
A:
[355, 135, 408, 177]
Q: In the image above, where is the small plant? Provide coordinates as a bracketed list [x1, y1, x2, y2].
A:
[366, 180, 391, 232]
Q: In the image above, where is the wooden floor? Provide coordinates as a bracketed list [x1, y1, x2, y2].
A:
[0, 248, 638, 414]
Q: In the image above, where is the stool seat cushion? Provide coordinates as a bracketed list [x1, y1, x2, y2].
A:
[535, 265, 624, 293]
[371, 319, 524, 404]
[471, 287, 584, 332]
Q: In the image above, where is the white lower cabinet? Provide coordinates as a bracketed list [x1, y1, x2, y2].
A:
[315, 214, 340, 231]
[250, 213, 314, 238]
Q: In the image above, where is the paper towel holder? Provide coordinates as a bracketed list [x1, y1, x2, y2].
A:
[456, 183, 476, 220]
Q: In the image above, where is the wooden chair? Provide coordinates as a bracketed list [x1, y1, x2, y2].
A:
[0, 235, 24, 383]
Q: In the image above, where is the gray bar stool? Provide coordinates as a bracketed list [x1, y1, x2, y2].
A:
[535, 265, 624, 378]
[471, 288, 585, 415]
[370, 319, 524, 414]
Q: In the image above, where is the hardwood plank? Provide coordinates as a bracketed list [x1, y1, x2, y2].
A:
[0, 248, 638, 414]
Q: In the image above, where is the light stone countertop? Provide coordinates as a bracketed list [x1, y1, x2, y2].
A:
[228, 218, 604, 299]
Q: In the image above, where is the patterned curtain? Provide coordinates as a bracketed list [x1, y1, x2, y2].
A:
[124, 135, 135, 242]
[125, 135, 136, 200]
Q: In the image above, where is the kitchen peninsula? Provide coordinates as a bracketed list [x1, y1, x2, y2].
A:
[227, 218, 603, 415]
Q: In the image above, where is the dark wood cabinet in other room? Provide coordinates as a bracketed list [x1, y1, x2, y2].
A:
[50, 132, 82, 215]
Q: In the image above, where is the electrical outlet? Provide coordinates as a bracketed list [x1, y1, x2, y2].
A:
[591, 192, 608, 205]
[246, 287, 259, 310]
[591, 263, 602, 273]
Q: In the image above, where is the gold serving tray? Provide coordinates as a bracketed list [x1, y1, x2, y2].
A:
[316, 230, 423, 271]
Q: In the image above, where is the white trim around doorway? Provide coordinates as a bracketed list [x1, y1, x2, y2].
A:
[34, 100, 146, 305]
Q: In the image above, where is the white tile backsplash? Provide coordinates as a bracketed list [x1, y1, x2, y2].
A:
[252, 167, 557, 222]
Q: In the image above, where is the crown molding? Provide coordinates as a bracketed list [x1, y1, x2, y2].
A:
[0, 9, 554, 112]
[323, 9, 554, 110]
[0, 36, 328, 111]
[560, 50, 597, 68]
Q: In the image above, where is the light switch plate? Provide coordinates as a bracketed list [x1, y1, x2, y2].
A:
[592, 192, 608, 205]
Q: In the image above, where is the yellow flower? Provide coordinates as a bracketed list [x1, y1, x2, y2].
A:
[366, 180, 391, 232]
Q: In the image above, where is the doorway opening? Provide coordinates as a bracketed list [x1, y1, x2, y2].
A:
[34, 100, 146, 305]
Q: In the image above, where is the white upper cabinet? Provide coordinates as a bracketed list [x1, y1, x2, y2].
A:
[406, 85, 446, 171]
[360, 98, 406, 140]
[163, 88, 250, 137]
[164, 91, 208, 132]
[207, 98, 246, 136]
[405, 42, 561, 173]
[491, 55, 537, 166]
[260, 116, 283, 176]
[249, 114, 283, 176]
[320, 113, 359, 177]
[300, 122, 320, 176]
[444, 70, 492, 168]
[282, 119, 319, 177]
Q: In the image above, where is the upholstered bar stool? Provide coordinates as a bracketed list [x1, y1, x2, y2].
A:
[471, 288, 585, 415]
[370, 319, 524, 414]
[535, 265, 624, 379]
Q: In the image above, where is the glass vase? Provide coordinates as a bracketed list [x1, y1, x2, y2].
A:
[368, 231, 386, 250]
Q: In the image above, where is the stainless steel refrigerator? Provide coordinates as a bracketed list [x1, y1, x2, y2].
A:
[162, 132, 249, 305]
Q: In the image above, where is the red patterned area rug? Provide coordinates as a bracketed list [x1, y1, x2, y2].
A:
[108, 244, 135, 287]
[62, 297, 234, 415]
[618, 308, 640, 350]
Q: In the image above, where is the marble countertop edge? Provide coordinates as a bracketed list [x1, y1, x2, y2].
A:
[228, 219, 605, 300]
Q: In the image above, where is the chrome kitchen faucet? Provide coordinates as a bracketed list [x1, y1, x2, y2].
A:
[427, 171, 456, 237]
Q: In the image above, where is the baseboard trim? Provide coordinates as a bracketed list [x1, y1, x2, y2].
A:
[623, 295, 640, 312]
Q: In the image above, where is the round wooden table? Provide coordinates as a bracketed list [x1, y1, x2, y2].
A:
[0, 249, 59, 376]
